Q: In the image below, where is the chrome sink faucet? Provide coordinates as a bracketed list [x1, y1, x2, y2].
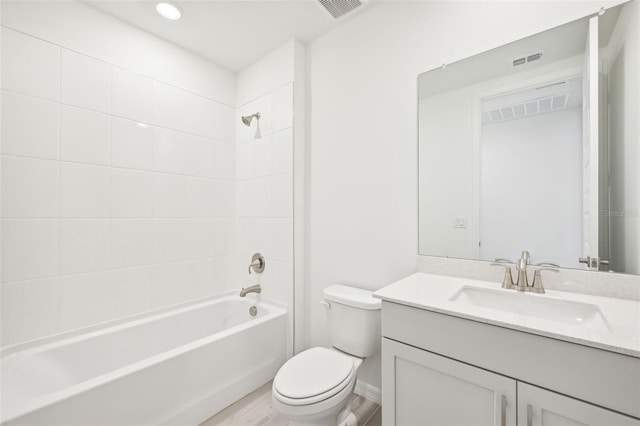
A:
[515, 251, 530, 291]
[491, 251, 559, 294]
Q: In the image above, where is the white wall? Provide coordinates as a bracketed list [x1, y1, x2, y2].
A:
[0, 1, 236, 346]
[604, 0, 640, 274]
[233, 40, 304, 356]
[481, 108, 583, 266]
[306, 0, 621, 394]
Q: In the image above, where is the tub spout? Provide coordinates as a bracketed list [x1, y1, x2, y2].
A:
[239, 285, 261, 297]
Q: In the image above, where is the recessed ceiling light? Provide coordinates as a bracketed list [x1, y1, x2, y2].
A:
[156, 2, 181, 21]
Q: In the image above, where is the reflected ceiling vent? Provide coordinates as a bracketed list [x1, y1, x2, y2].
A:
[512, 51, 544, 67]
[317, 0, 368, 19]
[482, 93, 570, 124]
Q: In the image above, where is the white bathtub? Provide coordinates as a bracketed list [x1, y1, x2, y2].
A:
[0, 293, 287, 425]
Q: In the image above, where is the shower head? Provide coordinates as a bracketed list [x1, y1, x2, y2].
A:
[241, 112, 260, 126]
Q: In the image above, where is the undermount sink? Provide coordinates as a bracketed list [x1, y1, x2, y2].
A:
[449, 286, 612, 332]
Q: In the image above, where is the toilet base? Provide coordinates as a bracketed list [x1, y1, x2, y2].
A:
[286, 399, 357, 426]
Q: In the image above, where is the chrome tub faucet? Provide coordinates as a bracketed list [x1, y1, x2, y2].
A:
[239, 285, 261, 297]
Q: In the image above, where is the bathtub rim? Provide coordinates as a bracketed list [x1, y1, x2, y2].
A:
[1, 293, 287, 424]
[1, 291, 285, 356]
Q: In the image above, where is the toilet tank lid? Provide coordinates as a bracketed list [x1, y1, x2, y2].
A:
[323, 285, 381, 310]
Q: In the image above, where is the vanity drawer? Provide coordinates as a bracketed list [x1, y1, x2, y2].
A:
[381, 301, 640, 419]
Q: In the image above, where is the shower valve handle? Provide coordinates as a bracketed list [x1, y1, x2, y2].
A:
[248, 253, 265, 274]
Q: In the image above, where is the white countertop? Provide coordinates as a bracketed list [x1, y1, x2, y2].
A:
[373, 272, 640, 358]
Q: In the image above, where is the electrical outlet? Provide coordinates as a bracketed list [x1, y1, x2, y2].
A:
[453, 217, 467, 229]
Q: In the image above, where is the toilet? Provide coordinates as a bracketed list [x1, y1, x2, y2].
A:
[271, 285, 381, 426]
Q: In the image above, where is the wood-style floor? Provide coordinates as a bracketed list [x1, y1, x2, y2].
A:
[201, 381, 381, 426]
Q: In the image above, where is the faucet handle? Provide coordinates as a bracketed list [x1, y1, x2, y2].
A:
[529, 267, 559, 294]
[491, 260, 515, 289]
[536, 262, 560, 268]
[248, 253, 265, 274]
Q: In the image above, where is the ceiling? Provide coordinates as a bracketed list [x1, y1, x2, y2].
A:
[418, 16, 589, 100]
[86, 0, 354, 73]
[418, 2, 623, 100]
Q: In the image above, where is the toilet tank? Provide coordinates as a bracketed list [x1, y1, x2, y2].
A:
[323, 285, 381, 357]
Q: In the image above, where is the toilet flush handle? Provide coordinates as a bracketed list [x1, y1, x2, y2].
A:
[320, 301, 331, 309]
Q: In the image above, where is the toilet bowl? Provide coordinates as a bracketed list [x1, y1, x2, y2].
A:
[271, 285, 381, 426]
[271, 347, 362, 425]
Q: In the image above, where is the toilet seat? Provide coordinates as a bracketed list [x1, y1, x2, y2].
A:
[273, 347, 356, 406]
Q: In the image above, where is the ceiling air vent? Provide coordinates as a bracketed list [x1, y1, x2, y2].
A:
[317, 0, 367, 19]
[527, 52, 543, 63]
[512, 51, 544, 67]
[482, 93, 570, 124]
[513, 57, 526, 67]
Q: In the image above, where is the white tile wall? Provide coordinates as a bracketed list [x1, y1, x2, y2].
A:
[233, 83, 294, 314]
[0, 278, 59, 345]
[1, 27, 237, 346]
[215, 141, 235, 180]
[153, 127, 188, 175]
[1, 91, 60, 159]
[59, 271, 114, 330]
[60, 105, 111, 165]
[61, 49, 111, 114]
[111, 117, 153, 170]
[188, 258, 217, 299]
[60, 162, 111, 217]
[0, 26, 295, 349]
[153, 173, 189, 218]
[187, 219, 217, 259]
[112, 67, 153, 124]
[212, 101, 236, 143]
[272, 129, 293, 175]
[272, 84, 294, 132]
[111, 169, 153, 217]
[1, 220, 59, 282]
[152, 219, 188, 264]
[187, 93, 216, 138]
[186, 134, 216, 178]
[110, 266, 151, 317]
[187, 177, 218, 218]
[150, 262, 189, 308]
[153, 81, 188, 132]
[1, 27, 60, 101]
[1, 156, 59, 218]
[59, 219, 111, 275]
[110, 219, 155, 269]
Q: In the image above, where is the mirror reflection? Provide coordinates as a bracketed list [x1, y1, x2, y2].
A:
[418, 1, 639, 274]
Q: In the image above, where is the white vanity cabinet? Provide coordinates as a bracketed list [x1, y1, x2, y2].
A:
[517, 383, 640, 426]
[380, 301, 640, 426]
[383, 338, 516, 426]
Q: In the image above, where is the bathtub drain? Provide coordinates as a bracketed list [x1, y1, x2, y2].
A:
[250, 306, 257, 316]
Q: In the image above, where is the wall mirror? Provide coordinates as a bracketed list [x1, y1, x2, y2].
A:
[418, 0, 639, 274]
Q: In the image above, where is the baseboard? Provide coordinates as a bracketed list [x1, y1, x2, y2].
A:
[354, 381, 381, 405]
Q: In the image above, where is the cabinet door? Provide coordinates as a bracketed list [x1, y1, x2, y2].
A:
[382, 338, 516, 426]
[518, 382, 640, 426]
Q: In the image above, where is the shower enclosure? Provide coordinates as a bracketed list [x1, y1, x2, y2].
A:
[1, 1, 303, 422]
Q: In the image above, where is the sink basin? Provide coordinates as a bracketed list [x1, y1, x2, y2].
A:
[449, 286, 612, 332]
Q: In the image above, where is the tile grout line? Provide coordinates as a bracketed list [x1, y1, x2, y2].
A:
[0, 88, 236, 145]
[56, 43, 63, 335]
